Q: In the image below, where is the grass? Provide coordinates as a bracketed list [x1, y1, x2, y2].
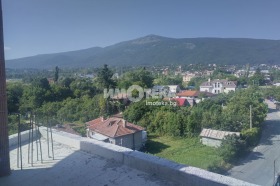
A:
[144, 135, 227, 171]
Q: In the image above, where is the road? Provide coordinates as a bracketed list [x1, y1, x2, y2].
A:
[228, 100, 280, 186]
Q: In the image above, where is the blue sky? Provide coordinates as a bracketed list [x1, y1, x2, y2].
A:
[2, 0, 280, 59]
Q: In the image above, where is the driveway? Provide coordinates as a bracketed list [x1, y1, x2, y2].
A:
[228, 100, 280, 186]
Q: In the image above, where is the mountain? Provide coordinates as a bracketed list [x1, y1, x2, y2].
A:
[6, 35, 280, 69]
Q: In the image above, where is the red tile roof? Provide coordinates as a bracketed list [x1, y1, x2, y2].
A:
[86, 117, 144, 138]
[177, 90, 215, 98]
[176, 90, 198, 97]
[163, 98, 193, 106]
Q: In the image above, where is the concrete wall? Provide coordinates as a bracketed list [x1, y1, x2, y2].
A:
[38, 127, 258, 186]
[9, 130, 35, 147]
[201, 137, 222, 148]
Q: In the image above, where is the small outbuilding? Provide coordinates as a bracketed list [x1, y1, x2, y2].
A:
[199, 128, 240, 147]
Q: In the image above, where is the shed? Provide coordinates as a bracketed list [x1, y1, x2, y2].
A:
[199, 128, 240, 147]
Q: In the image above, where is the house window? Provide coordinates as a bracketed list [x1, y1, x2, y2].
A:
[215, 90, 217, 93]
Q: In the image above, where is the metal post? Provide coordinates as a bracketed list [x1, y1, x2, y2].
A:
[46, 117, 50, 158]
[31, 113, 34, 166]
[19, 114, 22, 170]
[34, 115, 43, 163]
[274, 160, 276, 185]
[28, 113, 31, 164]
[34, 115, 39, 161]
[17, 114, 22, 170]
[17, 114, 20, 168]
[36, 121, 43, 163]
[250, 105, 252, 129]
[49, 121, 54, 160]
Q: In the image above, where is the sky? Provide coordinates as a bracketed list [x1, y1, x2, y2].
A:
[2, 0, 280, 59]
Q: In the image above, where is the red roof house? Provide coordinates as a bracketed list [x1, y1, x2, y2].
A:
[86, 116, 145, 150]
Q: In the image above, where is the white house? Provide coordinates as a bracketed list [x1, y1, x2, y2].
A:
[167, 85, 181, 93]
[200, 128, 240, 147]
[182, 73, 197, 83]
[200, 79, 237, 94]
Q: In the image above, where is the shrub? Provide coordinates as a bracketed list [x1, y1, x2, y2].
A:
[207, 160, 230, 174]
[241, 127, 261, 147]
[218, 134, 246, 163]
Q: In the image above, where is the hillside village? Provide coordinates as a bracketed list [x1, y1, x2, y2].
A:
[5, 62, 280, 175]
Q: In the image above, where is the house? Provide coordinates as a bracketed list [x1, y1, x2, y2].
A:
[86, 116, 146, 150]
[200, 79, 237, 94]
[163, 97, 196, 107]
[162, 68, 169, 75]
[152, 85, 169, 93]
[176, 90, 215, 103]
[151, 85, 170, 98]
[182, 73, 197, 83]
[199, 128, 240, 147]
[167, 85, 181, 93]
[176, 90, 199, 98]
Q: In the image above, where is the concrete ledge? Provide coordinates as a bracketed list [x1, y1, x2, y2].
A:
[9, 130, 32, 147]
[38, 127, 259, 186]
[39, 127, 81, 149]
[80, 139, 132, 162]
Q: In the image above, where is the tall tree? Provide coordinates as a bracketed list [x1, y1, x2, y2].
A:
[0, 0, 11, 176]
[96, 64, 116, 89]
[54, 66, 59, 83]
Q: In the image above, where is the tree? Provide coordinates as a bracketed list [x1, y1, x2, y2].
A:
[0, 1, 11, 176]
[95, 64, 116, 89]
[7, 83, 24, 113]
[221, 88, 267, 131]
[218, 134, 246, 163]
[249, 68, 265, 86]
[117, 68, 154, 89]
[54, 66, 59, 83]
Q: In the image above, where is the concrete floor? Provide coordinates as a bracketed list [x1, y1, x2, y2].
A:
[0, 138, 175, 186]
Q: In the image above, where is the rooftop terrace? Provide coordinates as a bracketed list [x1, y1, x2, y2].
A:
[0, 127, 258, 186]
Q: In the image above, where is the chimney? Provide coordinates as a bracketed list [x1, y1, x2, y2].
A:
[122, 119, 127, 128]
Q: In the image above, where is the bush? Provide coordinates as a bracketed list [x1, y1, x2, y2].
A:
[207, 160, 231, 174]
[218, 134, 246, 163]
[241, 127, 261, 147]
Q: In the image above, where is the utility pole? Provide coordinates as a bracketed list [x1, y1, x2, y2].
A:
[250, 105, 252, 129]
[0, 0, 11, 176]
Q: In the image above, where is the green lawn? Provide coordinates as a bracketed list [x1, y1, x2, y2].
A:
[144, 135, 225, 170]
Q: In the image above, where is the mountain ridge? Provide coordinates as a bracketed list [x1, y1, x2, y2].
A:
[6, 35, 280, 69]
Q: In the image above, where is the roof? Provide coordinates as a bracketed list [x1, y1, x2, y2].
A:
[200, 79, 237, 88]
[163, 97, 195, 106]
[177, 90, 198, 97]
[176, 90, 216, 98]
[86, 117, 144, 138]
[199, 128, 240, 140]
[153, 85, 169, 90]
